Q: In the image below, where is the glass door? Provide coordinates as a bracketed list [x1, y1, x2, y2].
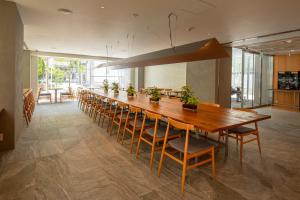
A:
[242, 52, 254, 108]
[231, 48, 273, 108]
[231, 48, 243, 108]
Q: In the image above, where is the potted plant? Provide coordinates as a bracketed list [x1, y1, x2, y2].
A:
[180, 86, 199, 111]
[102, 79, 109, 93]
[145, 87, 161, 103]
[126, 84, 136, 97]
[111, 82, 119, 94]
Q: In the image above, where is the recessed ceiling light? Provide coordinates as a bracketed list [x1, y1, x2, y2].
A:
[133, 13, 139, 18]
[58, 8, 73, 15]
[187, 27, 195, 32]
[100, 5, 105, 9]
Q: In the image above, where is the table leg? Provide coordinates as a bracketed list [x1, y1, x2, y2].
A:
[224, 129, 229, 159]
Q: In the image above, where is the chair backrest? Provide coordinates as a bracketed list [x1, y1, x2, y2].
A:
[233, 108, 258, 129]
[167, 118, 194, 132]
[125, 106, 142, 131]
[144, 110, 162, 120]
[200, 102, 220, 107]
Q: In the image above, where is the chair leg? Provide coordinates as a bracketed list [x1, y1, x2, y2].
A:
[211, 147, 215, 178]
[107, 117, 112, 132]
[158, 144, 167, 177]
[116, 123, 122, 142]
[181, 158, 187, 194]
[109, 121, 115, 135]
[136, 134, 142, 159]
[101, 115, 105, 127]
[98, 113, 102, 126]
[150, 139, 156, 170]
[256, 132, 262, 155]
[121, 129, 126, 144]
[240, 137, 243, 163]
[130, 132, 135, 153]
[116, 122, 121, 136]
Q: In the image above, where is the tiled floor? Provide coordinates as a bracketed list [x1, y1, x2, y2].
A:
[0, 102, 299, 200]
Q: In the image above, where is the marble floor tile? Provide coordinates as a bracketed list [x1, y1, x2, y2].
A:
[0, 102, 299, 200]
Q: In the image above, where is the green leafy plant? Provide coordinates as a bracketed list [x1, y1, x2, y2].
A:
[180, 85, 199, 105]
[102, 79, 109, 92]
[146, 87, 161, 102]
[111, 82, 119, 94]
[126, 84, 136, 96]
[186, 96, 199, 105]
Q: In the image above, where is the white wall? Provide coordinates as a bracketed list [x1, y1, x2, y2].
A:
[144, 63, 186, 90]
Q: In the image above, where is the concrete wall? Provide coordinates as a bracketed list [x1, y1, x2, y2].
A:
[144, 63, 186, 90]
[215, 47, 232, 107]
[135, 67, 144, 92]
[0, 1, 24, 150]
[186, 60, 217, 103]
[22, 50, 31, 89]
[30, 55, 38, 98]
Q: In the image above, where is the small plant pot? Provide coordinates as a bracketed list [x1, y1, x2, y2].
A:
[127, 93, 134, 98]
[183, 104, 197, 111]
[150, 98, 160, 104]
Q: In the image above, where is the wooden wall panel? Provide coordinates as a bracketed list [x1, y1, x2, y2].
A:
[273, 54, 300, 110]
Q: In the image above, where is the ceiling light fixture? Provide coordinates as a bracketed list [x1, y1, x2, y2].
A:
[100, 5, 105, 9]
[132, 13, 139, 17]
[58, 8, 73, 15]
[187, 27, 195, 32]
[286, 40, 292, 43]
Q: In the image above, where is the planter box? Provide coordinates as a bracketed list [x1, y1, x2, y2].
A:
[149, 98, 160, 104]
[182, 104, 197, 111]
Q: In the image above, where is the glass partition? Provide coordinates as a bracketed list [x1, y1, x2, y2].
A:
[231, 48, 273, 108]
[37, 56, 133, 93]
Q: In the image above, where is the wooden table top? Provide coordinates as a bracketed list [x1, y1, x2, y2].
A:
[92, 90, 271, 132]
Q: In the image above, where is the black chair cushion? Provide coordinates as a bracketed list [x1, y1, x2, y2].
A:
[229, 126, 256, 134]
[146, 126, 181, 138]
[60, 92, 71, 96]
[168, 137, 213, 154]
[39, 93, 51, 96]
[129, 118, 154, 129]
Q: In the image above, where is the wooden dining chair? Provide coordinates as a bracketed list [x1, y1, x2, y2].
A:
[110, 101, 128, 137]
[227, 108, 262, 163]
[121, 106, 145, 153]
[157, 118, 215, 194]
[37, 87, 52, 104]
[92, 96, 106, 122]
[88, 94, 101, 118]
[100, 98, 117, 131]
[136, 111, 181, 170]
[60, 87, 74, 102]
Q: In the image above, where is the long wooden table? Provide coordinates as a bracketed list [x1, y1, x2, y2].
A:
[92, 90, 271, 158]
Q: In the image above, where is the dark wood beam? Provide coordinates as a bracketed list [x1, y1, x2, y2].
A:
[98, 38, 229, 69]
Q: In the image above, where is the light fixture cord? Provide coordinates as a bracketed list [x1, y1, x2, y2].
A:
[168, 12, 178, 50]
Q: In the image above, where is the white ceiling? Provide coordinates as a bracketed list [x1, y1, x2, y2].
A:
[11, 0, 300, 58]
